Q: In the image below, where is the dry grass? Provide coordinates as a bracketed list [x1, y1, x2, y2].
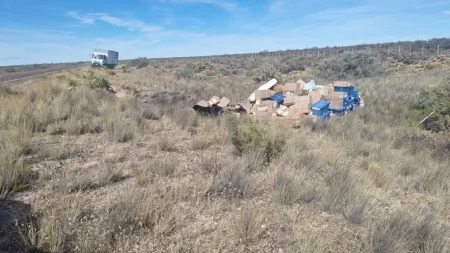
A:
[106, 188, 175, 236]
[65, 166, 124, 193]
[2, 56, 450, 252]
[363, 208, 450, 253]
[157, 136, 177, 152]
[273, 169, 317, 205]
[322, 167, 369, 224]
[232, 207, 266, 244]
[207, 160, 251, 198]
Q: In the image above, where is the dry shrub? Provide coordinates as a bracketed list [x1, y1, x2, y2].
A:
[140, 105, 160, 120]
[158, 137, 177, 152]
[414, 165, 450, 194]
[207, 160, 251, 198]
[152, 157, 178, 177]
[169, 107, 199, 130]
[367, 162, 392, 188]
[38, 211, 66, 252]
[0, 128, 34, 197]
[191, 134, 213, 150]
[227, 116, 286, 164]
[106, 188, 175, 236]
[294, 224, 329, 253]
[199, 153, 223, 175]
[273, 169, 317, 206]
[232, 207, 266, 244]
[363, 208, 450, 253]
[105, 119, 136, 143]
[66, 166, 124, 192]
[322, 167, 369, 224]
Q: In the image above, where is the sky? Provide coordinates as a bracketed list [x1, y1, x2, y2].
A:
[1, 0, 450, 66]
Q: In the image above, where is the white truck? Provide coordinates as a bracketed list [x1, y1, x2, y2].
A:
[91, 49, 119, 69]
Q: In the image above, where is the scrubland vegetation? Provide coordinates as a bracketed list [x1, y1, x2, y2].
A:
[1, 49, 450, 253]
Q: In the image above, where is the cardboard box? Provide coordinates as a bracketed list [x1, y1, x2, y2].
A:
[276, 108, 288, 117]
[261, 100, 275, 107]
[209, 96, 220, 106]
[308, 91, 325, 104]
[329, 99, 343, 109]
[289, 107, 310, 114]
[195, 100, 210, 107]
[326, 91, 347, 100]
[272, 85, 286, 93]
[217, 96, 230, 107]
[257, 105, 268, 112]
[240, 103, 252, 114]
[297, 79, 306, 86]
[294, 95, 311, 105]
[285, 83, 301, 92]
[255, 90, 272, 100]
[334, 81, 352, 87]
[283, 95, 296, 106]
[279, 105, 288, 111]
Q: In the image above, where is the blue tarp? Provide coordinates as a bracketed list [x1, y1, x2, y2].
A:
[270, 93, 286, 104]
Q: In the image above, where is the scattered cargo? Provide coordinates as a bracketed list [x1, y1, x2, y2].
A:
[192, 78, 363, 125]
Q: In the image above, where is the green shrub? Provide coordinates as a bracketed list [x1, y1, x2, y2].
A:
[127, 57, 151, 68]
[227, 116, 285, 164]
[315, 51, 387, 80]
[414, 78, 450, 132]
[84, 73, 110, 90]
[175, 66, 195, 79]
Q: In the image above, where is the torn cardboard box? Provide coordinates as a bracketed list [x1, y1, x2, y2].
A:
[308, 91, 325, 104]
[283, 95, 296, 106]
[209, 96, 220, 106]
[217, 97, 230, 107]
[326, 91, 347, 100]
[255, 90, 272, 100]
[272, 85, 286, 93]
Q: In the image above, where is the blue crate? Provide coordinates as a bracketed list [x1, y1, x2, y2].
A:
[312, 100, 331, 118]
[334, 85, 360, 105]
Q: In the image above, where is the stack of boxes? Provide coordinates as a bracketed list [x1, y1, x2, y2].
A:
[249, 79, 314, 121]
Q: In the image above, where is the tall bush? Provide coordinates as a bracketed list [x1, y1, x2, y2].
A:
[315, 51, 387, 80]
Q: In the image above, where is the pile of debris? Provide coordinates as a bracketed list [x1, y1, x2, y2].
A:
[241, 78, 363, 121]
[192, 78, 363, 122]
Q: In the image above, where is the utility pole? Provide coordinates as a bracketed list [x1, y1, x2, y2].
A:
[422, 45, 424, 55]
[437, 45, 440, 55]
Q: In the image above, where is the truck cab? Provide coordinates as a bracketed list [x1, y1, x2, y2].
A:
[91, 53, 107, 67]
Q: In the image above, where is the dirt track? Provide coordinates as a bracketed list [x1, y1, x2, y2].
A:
[0, 64, 86, 84]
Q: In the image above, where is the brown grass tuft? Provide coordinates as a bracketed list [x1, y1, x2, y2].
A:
[232, 207, 266, 244]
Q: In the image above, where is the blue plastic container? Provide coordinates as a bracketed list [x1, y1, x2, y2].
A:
[312, 100, 331, 118]
[270, 93, 286, 105]
[334, 86, 360, 104]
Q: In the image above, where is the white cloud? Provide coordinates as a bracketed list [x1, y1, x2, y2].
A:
[66, 11, 96, 24]
[306, 6, 373, 20]
[155, 0, 243, 12]
[66, 12, 163, 33]
[95, 14, 162, 32]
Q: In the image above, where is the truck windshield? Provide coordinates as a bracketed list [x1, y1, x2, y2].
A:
[92, 54, 104, 59]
